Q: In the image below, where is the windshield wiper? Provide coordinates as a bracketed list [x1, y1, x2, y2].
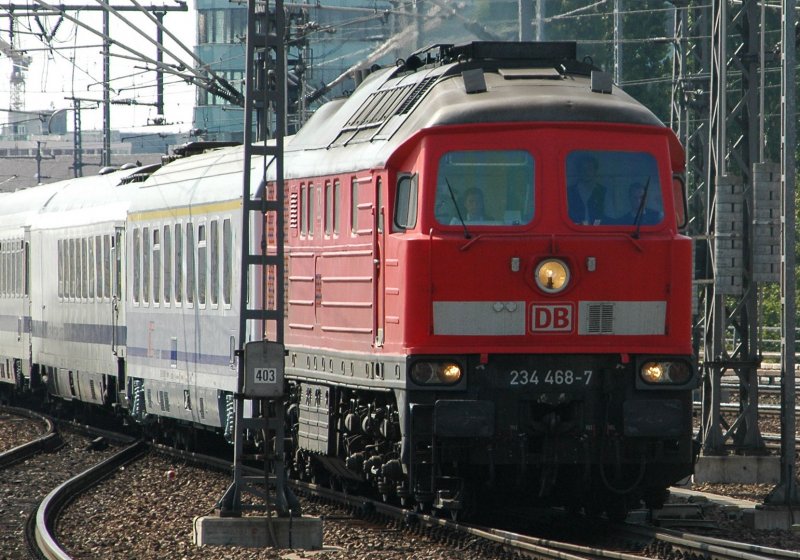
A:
[445, 177, 471, 239]
[632, 176, 651, 240]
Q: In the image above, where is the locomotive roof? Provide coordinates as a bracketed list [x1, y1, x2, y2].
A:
[285, 41, 666, 179]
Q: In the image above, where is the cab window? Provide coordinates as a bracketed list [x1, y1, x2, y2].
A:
[566, 150, 663, 226]
[435, 150, 534, 226]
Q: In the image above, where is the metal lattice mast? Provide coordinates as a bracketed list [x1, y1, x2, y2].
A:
[699, 0, 774, 457]
[218, 0, 291, 517]
[765, 0, 799, 507]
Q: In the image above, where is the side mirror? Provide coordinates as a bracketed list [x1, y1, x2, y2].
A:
[672, 174, 688, 230]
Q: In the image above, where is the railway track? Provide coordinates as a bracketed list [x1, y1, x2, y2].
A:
[0, 406, 62, 469]
[32, 444, 800, 559]
[4, 407, 794, 560]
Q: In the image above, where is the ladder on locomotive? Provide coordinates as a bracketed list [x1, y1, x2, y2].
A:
[217, 0, 294, 518]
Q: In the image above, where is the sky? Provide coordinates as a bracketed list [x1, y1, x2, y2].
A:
[0, 0, 198, 134]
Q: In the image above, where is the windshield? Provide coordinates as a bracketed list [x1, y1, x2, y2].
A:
[566, 150, 663, 226]
[435, 150, 534, 226]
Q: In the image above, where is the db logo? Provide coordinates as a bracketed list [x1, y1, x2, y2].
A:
[530, 304, 574, 333]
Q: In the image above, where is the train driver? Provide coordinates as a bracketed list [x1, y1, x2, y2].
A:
[567, 153, 607, 225]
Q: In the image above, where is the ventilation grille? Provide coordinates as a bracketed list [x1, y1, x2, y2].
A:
[586, 303, 614, 334]
[344, 76, 438, 130]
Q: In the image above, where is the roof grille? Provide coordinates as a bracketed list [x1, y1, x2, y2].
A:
[344, 76, 438, 130]
[395, 77, 437, 114]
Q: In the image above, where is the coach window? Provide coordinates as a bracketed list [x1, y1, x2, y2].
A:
[163, 226, 172, 304]
[198, 224, 207, 306]
[175, 224, 183, 304]
[394, 174, 418, 230]
[103, 235, 111, 300]
[69, 239, 76, 299]
[435, 150, 535, 227]
[3, 242, 8, 296]
[88, 237, 95, 300]
[16, 242, 22, 296]
[77, 239, 85, 299]
[57, 241, 63, 299]
[143, 227, 150, 304]
[133, 229, 141, 304]
[223, 218, 232, 305]
[94, 235, 102, 299]
[0, 241, 9, 297]
[23, 242, 29, 297]
[0, 242, 5, 296]
[114, 229, 123, 301]
[186, 223, 195, 305]
[210, 220, 219, 306]
[153, 228, 161, 305]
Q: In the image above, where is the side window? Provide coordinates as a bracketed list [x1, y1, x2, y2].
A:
[325, 181, 333, 235]
[103, 235, 111, 299]
[300, 183, 307, 236]
[94, 235, 102, 299]
[175, 224, 183, 304]
[186, 223, 195, 305]
[132, 229, 140, 304]
[334, 179, 341, 235]
[566, 150, 663, 226]
[376, 177, 384, 233]
[197, 224, 207, 306]
[77, 238, 85, 299]
[23, 242, 28, 297]
[394, 174, 418, 230]
[58, 240, 63, 298]
[308, 183, 315, 237]
[163, 226, 172, 304]
[210, 220, 219, 305]
[69, 239, 80, 298]
[153, 228, 161, 304]
[223, 218, 232, 305]
[142, 227, 150, 304]
[350, 178, 358, 235]
[114, 230, 123, 300]
[88, 237, 95, 299]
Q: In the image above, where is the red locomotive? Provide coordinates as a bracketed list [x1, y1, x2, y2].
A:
[281, 42, 696, 518]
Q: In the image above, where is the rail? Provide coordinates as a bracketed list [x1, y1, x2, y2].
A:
[30, 440, 147, 560]
[0, 406, 62, 469]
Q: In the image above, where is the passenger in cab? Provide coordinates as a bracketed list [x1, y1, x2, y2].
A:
[616, 181, 663, 225]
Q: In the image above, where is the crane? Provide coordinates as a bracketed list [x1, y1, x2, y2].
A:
[0, 24, 32, 117]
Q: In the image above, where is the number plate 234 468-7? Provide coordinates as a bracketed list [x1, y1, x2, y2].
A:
[508, 369, 594, 388]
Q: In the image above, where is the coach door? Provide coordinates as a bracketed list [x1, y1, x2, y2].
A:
[20, 232, 31, 380]
[111, 227, 124, 356]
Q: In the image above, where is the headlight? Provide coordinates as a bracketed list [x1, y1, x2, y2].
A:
[410, 361, 462, 385]
[640, 360, 692, 385]
[535, 259, 570, 294]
